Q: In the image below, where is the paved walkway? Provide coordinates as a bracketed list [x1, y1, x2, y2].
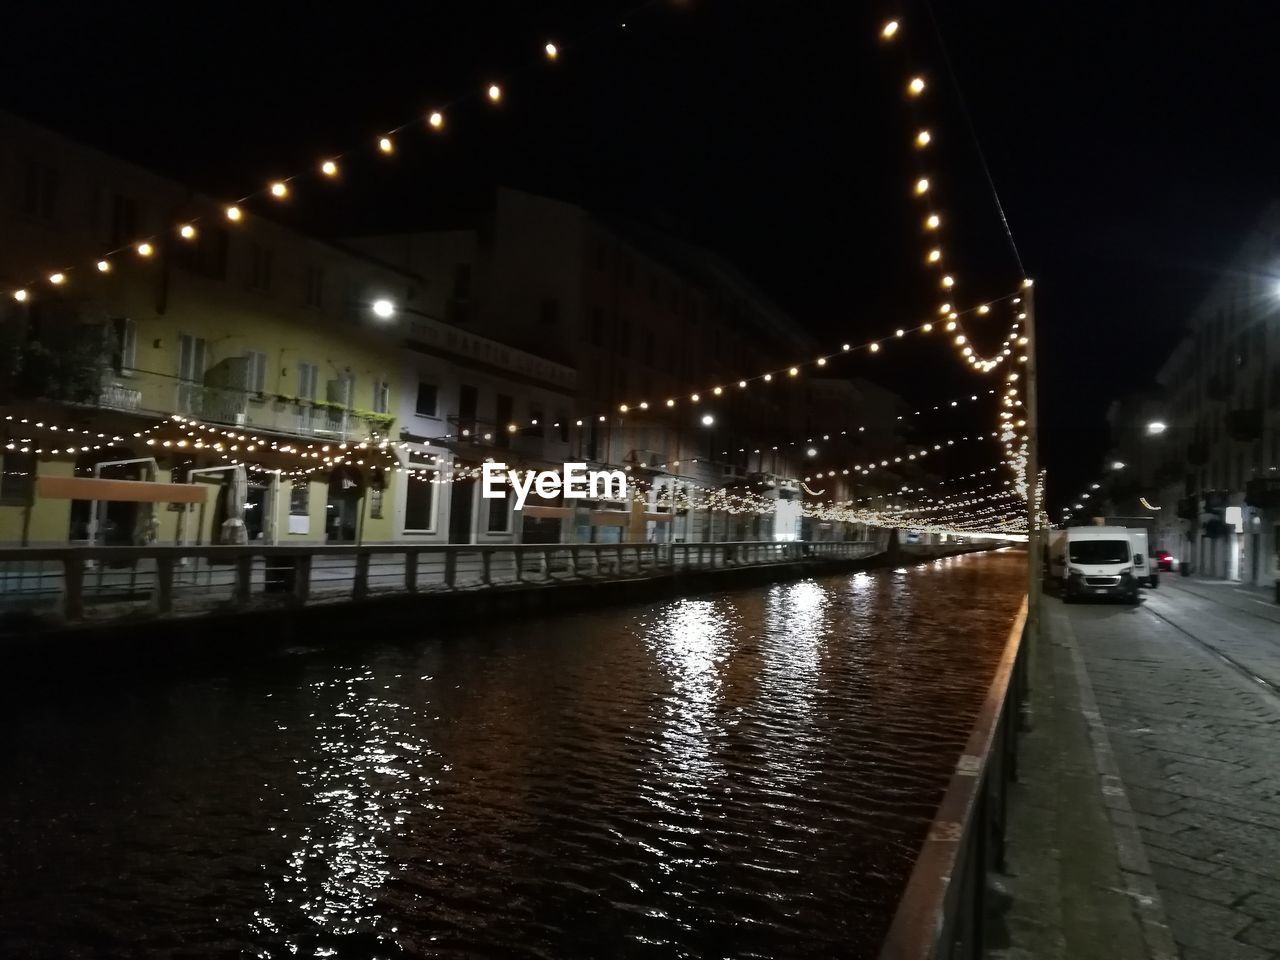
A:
[989, 578, 1280, 959]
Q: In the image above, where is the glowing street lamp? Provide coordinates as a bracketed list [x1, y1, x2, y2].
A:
[1146, 420, 1167, 435]
[371, 299, 396, 319]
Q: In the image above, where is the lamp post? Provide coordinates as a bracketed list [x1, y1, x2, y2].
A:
[1023, 281, 1042, 654]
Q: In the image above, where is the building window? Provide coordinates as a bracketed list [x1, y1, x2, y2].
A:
[539, 298, 559, 325]
[496, 393, 513, 449]
[304, 264, 324, 308]
[415, 381, 439, 417]
[0, 452, 35, 505]
[177, 334, 207, 382]
[246, 350, 268, 394]
[589, 306, 604, 346]
[177, 226, 228, 280]
[109, 194, 138, 247]
[487, 492, 511, 533]
[21, 161, 58, 220]
[297, 361, 319, 402]
[248, 243, 273, 292]
[111, 318, 137, 374]
[453, 263, 472, 299]
[372, 379, 391, 414]
[403, 468, 436, 532]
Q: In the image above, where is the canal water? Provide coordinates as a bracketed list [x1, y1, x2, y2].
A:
[0, 549, 1024, 959]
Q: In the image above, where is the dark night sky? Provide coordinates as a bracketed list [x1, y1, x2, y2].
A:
[6, 0, 1279, 510]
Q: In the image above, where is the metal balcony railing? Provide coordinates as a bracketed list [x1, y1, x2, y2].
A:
[92, 367, 387, 442]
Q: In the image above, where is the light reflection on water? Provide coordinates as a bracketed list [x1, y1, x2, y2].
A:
[0, 550, 1025, 959]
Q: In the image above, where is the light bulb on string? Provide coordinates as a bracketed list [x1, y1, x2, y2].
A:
[908, 76, 925, 96]
[378, 136, 394, 154]
[179, 224, 197, 240]
[428, 111, 444, 130]
[544, 42, 559, 60]
[225, 205, 242, 222]
[488, 84, 502, 102]
[915, 130, 931, 147]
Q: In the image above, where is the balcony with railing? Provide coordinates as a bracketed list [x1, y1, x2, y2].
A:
[94, 367, 393, 442]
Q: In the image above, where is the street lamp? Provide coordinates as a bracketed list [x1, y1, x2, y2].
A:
[700, 414, 715, 427]
[1111, 460, 1126, 471]
[1146, 420, 1167, 435]
[371, 298, 396, 319]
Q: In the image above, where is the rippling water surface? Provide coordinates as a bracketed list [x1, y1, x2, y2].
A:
[0, 549, 1024, 958]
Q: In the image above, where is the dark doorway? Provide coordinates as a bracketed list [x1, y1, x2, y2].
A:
[449, 476, 476, 544]
[326, 466, 363, 543]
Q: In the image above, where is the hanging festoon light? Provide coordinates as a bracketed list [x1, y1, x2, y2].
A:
[7, 5, 692, 303]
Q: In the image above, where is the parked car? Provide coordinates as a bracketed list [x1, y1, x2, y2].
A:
[1154, 549, 1174, 571]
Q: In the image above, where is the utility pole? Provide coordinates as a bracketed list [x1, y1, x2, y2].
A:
[1023, 282, 1042, 646]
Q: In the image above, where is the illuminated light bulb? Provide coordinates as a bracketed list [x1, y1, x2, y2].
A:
[927, 248, 942, 263]
[788, 366, 799, 376]
[916, 129, 931, 147]
[881, 20, 899, 39]
[869, 343, 881, 353]
[13, 289, 28, 302]
[179, 223, 197, 239]
[48, 272, 66, 285]
[96, 259, 110, 273]
[915, 177, 930, 195]
[1023, 278, 1034, 288]
[428, 111, 444, 130]
[941, 274, 955, 288]
[842, 343, 851, 351]
[508, 424, 518, 433]
[639, 401, 649, 410]
[320, 159, 339, 177]
[946, 320, 957, 332]
[378, 136, 394, 153]
[691, 392, 701, 401]
[963, 346, 973, 356]
[545, 42, 558, 59]
[895, 328, 905, 337]
[908, 76, 925, 96]
[948, 311, 958, 319]
[738, 380, 747, 387]
[954, 334, 966, 345]
[136, 241, 154, 257]
[488, 83, 502, 102]
[270, 181, 288, 199]
[225, 205, 242, 222]
[978, 304, 990, 315]
[666, 398, 675, 407]
[816, 357, 827, 366]
[938, 303, 952, 314]
[926, 213, 940, 230]
[922, 322, 933, 332]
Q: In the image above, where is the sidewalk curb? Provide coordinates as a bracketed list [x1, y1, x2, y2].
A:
[1054, 611, 1180, 960]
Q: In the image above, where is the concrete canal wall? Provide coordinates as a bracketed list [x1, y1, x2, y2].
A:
[0, 541, 1000, 680]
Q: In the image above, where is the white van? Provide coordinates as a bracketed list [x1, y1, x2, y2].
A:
[1052, 526, 1140, 603]
[1127, 528, 1158, 589]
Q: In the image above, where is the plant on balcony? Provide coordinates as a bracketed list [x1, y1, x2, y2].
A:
[0, 325, 110, 405]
